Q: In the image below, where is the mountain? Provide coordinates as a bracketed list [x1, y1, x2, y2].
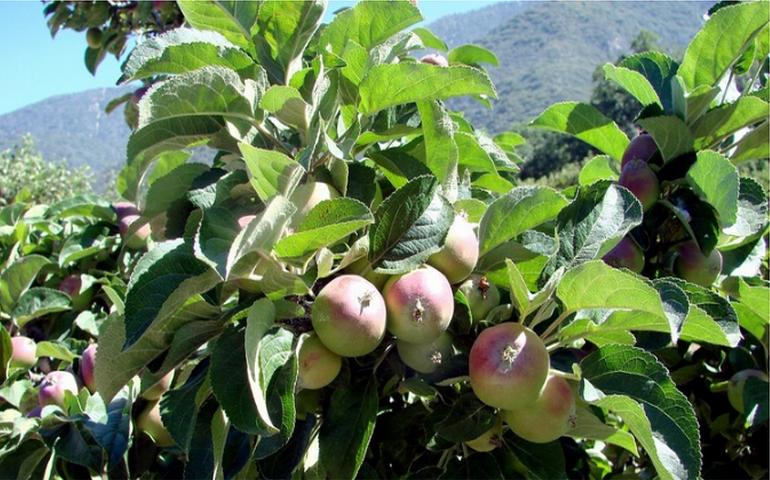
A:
[0, 1, 710, 180]
[429, 1, 709, 133]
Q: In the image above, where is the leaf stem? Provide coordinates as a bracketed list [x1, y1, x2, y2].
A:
[539, 310, 572, 342]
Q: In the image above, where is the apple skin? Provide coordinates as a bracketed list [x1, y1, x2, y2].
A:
[464, 419, 503, 452]
[58, 275, 93, 311]
[38, 371, 79, 407]
[619, 159, 659, 211]
[113, 201, 139, 218]
[602, 237, 645, 273]
[80, 344, 97, 393]
[428, 215, 479, 284]
[621, 133, 658, 168]
[289, 182, 340, 228]
[396, 332, 453, 374]
[420, 54, 449, 67]
[137, 401, 175, 447]
[237, 215, 256, 230]
[673, 241, 722, 287]
[383, 265, 454, 344]
[469, 323, 549, 411]
[311, 275, 387, 357]
[141, 371, 174, 401]
[297, 334, 342, 390]
[502, 375, 576, 443]
[727, 369, 769, 413]
[458, 275, 501, 321]
[10, 336, 37, 369]
[119, 214, 151, 250]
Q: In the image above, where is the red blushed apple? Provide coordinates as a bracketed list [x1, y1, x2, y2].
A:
[428, 215, 479, 284]
[673, 240, 722, 287]
[58, 274, 94, 311]
[10, 336, 37, 369]
[420, 54, 448, 67]
[602, 237, 644, 273]
[619, 159, 659, 211]
[38, 371, 79, 407]
[79, 344, 97, 393]
[297, 334, 342, 389]
[502, 374, 576, 443]
[621, 133, 658, 168]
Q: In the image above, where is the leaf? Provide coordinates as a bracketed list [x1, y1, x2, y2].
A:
[240, 143, 305, 204]
[183, 399, 219, 480]
[210, 326, 260, 434]
[161, 360, 210, 453]
[319, 0, 421, 54]
[504, 438, 566, 480]
[368, 175, 454, 274]
[581, 345, 701, 480]
[478, 186, 567, 256]
[619, 51, 679, 113]
[685, 150, 739, 227]
[258, 415, 318, 479]
[691, 97, 769, 149]
[35, 341, 76, 363]
[177, 0, 260, 56]
[723, 177, 769, 239]
[652, 279, 689, 345]
[0, 255, 50, 312]
[274, 198, 374, 258]
[455, 132, 497, 173]
[12, 288, 70, 327]
[411, 27, 447, 52]
[546, 182, 642, 273]
[568, 405, 638, 455]
[120, 28, 256, 82]
[83, 396, 131, 468]
[678, 1, 769, 90]
[732, 120, 769, 163]
[259, 86, 308, 130]
[578, 155, 619, 186]
[417, 100, 459, 184]
[602, 64, 661, 107]
[530, 102, 630, 161]
[672, 278, 741, 347]
[0, 327, 10, 384]
[434, 394, 496, 442]
[123, 240, 220, 348]
[506, 259, 531, 318]
[447, 44, 499, 66]
[144, 163, 209, 217]
[637, 116, 694, 162]
[359, 64, 496, 115]
[194, 207, 240, 278]
[319, 378, 378, 480]
[743, 377, 769, 427]
[253, 0, 325, 83]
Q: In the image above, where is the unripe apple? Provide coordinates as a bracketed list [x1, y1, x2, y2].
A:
[298, 334, 342, 389]
[428, 215, 479, 284]
[621, 133, 658, 168]
[396, 331, 453, 374]
[727, 369, 769, 413]
[119, 214, 151, 250]
[86, 27, 102, 49]
[10, 336, 37, 369]
[458, 275, 500, 321]
[502, 375, 576, 443]
[141, 371, 174, 401]
[673, 241, 722, 287]
[137, 401, 174, 447]
[237, 215, 256, 229]
[289, 182, 340, 227]
[602, 237, 644, 273]
[420, 54, 448, 67]
[619, 159, 659, 211]
[80, 344, 97, 393]
[383, 266, 454, 343]
[311, 275, 387, 357]
[464, 419, 503, 452]
[38, 371, 79, 407]
[469, 323, 549, 410]
[58, 275, 93, 311]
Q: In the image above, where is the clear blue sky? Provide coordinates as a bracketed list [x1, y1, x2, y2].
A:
[0, 0, 496, 115]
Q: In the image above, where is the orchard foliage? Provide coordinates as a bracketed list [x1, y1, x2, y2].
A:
[1, 1, 768, 479]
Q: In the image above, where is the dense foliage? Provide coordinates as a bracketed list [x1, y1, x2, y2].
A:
[1, 1, 768, 479]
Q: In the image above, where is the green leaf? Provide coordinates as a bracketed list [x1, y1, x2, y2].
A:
[83, 395, 131, 469]
[602, 64, 661, 107]
[637, 116, 694, 161]
[118, 150, 191, 202]
[578, 155, 619, 186]
[435, 394, 496, 442]
[691, 97, 769, 149]
[505, 259, 531, 318]
[478, 186, 567, 256]
[49, 194, 116, 221]
[686, 150, 740, 228]
[447, 44, 499, 66]
[723, 177, 769, 240]
[161, 361, 209, 453]
[504, 438, 566, 480]
[672, 278, 741, 347]
[123, 240, 220, 348]
[368, 175, 454, 274]
[259, 86, 308, 130]
[177, 0, 260, 56]
[120, 28, 257, 82]
[412, 27, 447, 52]
[455, 132, 497, 173]
[359, 64, 496, 115]
[679, 1, 769, 90]
[531, 102, 630, 161]
[13, 288, 70, 327]
[252, 0, 325, 83]
[568, 405, 638, 455]
[194, 207, 240, 278]
[0, 255, 50, 312]
[210, 326, 260, 434]
[732, 120, 769, 163]
[275, 198, 374, 258]
[581, 345, 701, 480]
[743, 377, 769, 427]
[547, 182, 642, 273]
[35, 341, 76, 363]
[240, 144, 304, 204]
[319, 378, 379, 480]
[0, 326, 10, 384]
[619, 52, 678, 113]
[144, 163, 209, 217]
[319, 0, 421, 54]
[454, 198, 487, 224]
[184, 399, 219, 479]
[418, 100, 459, 185]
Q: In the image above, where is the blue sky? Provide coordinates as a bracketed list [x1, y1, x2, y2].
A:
[0, 1, 496, 115]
